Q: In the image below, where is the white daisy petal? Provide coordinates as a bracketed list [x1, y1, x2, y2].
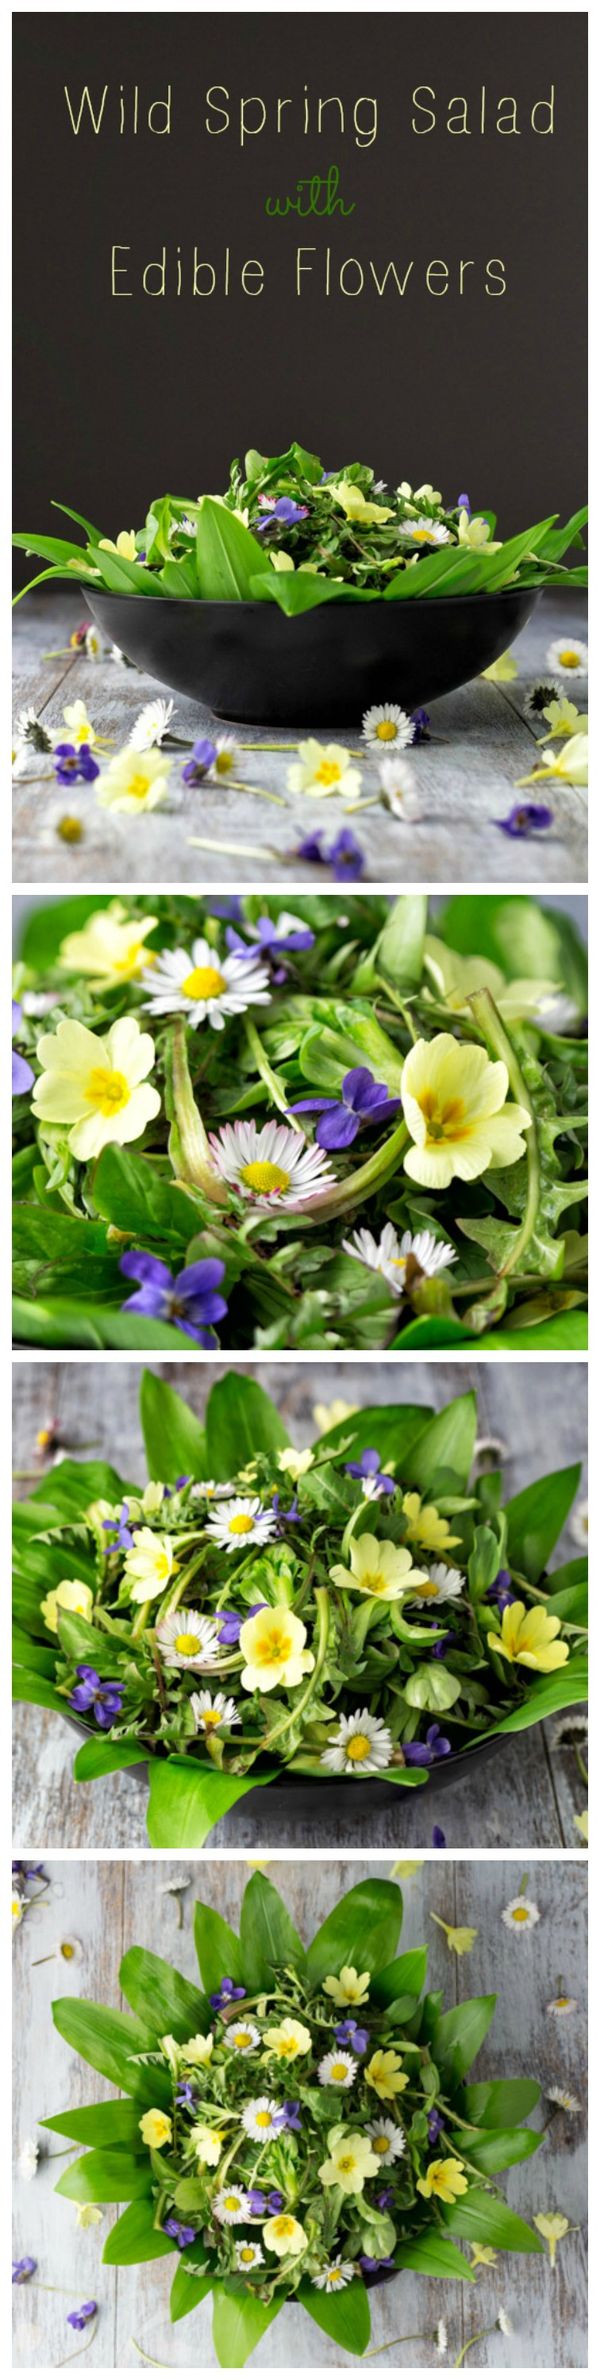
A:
[546, 638, 588, 677]
[155, 1608, 222, 1669]
[321, 1708, 393, 1776]
[204, 1495, 277, 1552]
[501, 1896, 540, 1934]
[189, 1689, 240, 1734]
[362, 703, 415, 751]
[366, 2116, 406, 2163]
[342, 1223, 456, 1293]
[209, 1118, 335, 1208]
[318, 2050, 358, 2086]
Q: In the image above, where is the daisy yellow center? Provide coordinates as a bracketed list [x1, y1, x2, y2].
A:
[314, 759, 342, 785]
[224, 2194, 241, 2210]
[331, 2060, 349, 2079]
[416, 1580, 439, 1598]
[202, 1708, 222, 1727]
[181, 965, 227, 1000]
[255, 2110, 273, 2129]
[228, 1513, 254, 1535]
[329, 2268, 343, 2283]
[60, 1941, 76, 1960]
[86, 1065, 130, 1116]
[175, 1631, 201, 1656]
[558, 649, 582, 667]
[240, 2247, 255, 2263]
[347, 1732, 372, 1761]
[419, 1090, 467, 1142]
[511, 1905, 530, 1922]
[241, 1159, 291, 1194]
[234, 2029, 253, 2047]
[374, 720, 398, 742]
[412, 525, 436, 542]
[554, 1997, 571, 2009]
[373, 2133, 390, 2153]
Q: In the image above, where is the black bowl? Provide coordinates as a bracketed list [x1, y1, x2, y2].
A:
[83, 584, 539, 727]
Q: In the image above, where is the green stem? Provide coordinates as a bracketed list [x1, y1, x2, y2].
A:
[363, 2334, 435, 2361]
[467, 989, 541, 1277]
[454, 2328, 493, 2368]
[168, 1020, 228, 1202]
[299, 1117, 409, 1226]
[261, 1587, 330, 1752]
[243, 1017, 298, 1124]
[228, 777, 287, 808]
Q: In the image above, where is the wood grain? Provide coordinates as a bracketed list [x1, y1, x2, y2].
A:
[12, 1856, 587, 2368]
[12, 590, 587, 885]
[12, 1360, 587, 1852]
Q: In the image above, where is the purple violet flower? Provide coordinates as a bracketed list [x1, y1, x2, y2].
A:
[119, 1252, 227, 1346]
[344, 1447, 396, 1497]
[12, 1003, 34, 1096]
[182, 737, 217, 785]
[278, 2100, 302, 2132]
[216, 1610, 243, 1647]
[430, 1629, 456, 1659]
[247, 2188, 284, 2216]
[67, 2302, 97, 2331]
[102, 1500, 135, 1551]
[495, 803, 554, 838]
[272, 1489, 300, 1529]
[428, 2107, 444, 2146]
[457, 493, 471, 515]
[208, 1976, 247, 2013]
[256, 496, 309, 532]
[53, 742, 99, 785]
[176, 2081, 198, 2111]
[335, 2019, 370, 2053]
[210, 897, 244, 922]
[376, 2189, 395, 2211]
[13, 2258, 37, 2283]
[68, 1666, 125, 1730]
[360, 2255, 395, 2274]
[163, 2215, 197, 2248]
[404, 1722, 452, 1766]
[431, 1824, 447, 1849]
[294, 827, 365, 882]
[411, 708, 431, 743]
[226, 914, 315, 981]
[484, 1569, 518, 1612]
[289, 1066, 400, 1151]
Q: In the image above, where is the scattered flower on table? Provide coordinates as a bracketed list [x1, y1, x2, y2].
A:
[501, 1894, 540, 1933]
[321, 1708, 394, 1775]
[435, 2317, 448, 2350]
[60, 699, 106, 749]
[495, 802, 554, 838]
[546, 2087, 582, 2113]
[140, 934, 271, 1030]
[469, 2241, 498, 2269]
[546, 1994, 578, 2017]
[17, 2137, 39, 2180]
[12, 2257, 37, 2282]
[488, 1602, 568, 1673]
[97, 747, 172, 811]
[294, 824, 366, 878]
[527, 677, 562, 714]
[570, 1498, 588, 1549]
[290, 1063, 401, 1149]
[75, 2203, 103, 2228]
[533, 2210, 572, 2268]
[209, 1117, 335, 1206]
[128, 698, 175, 750]
[66, 2300, 98, 2331]
[342, 1221, 456, 1291]
[32, 1014, 160, 1159]
[119, 1252, 228, 1345]
[539, 696, 588, 741]
[182, 735, 218, 783]
[362, 702, 414, 750]
[430, 1914, 478, 1955]
[377, 754, 422, 820]
[516, 732, 588, 788]
[287, 738, 363, 802]
[481, 649, 518, 683]
[573, 1810, 588, 1844]
[432, 1825, 447, 1848]
[401, 1035, 530, 1189]
[53, 740, 99, 785]
[13, 704, 54, 768]
[68, 1667, 125, 1728]
[546, 638, 588, 676]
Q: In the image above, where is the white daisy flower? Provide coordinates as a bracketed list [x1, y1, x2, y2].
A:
[362, 703, 414, 751]
[235, 2240, 265, 2271]
[155, 1608, 222, 1669]
[223, 2019, 261, 2054]
[546, 1995, 578, 2017]
[552, 1715, 588, 1749]
[314, 2261, 355, 2292]
[190, 1480, 236, 1503]
[378, 755, 422, 821]
[526, 678, 562, 716]
[128, 698, 175, 750]
[84, 625, 102, 658]
[209, 1118, 335, 1208]
[366, 2117, 406, 2164]
[405, 517, 451, 547]
[569, 1499, 588, 1550]
[18, 2137, 39, 2181]
[213, 2185, 253, 2225]
[546, 2087, 582, 2112]
[321, 1708, 393, 1776]
[407, 1562, 464, 1606]
[241, 2097, 283, 2142]
[435, 2318, 448, 2352]
[318, 2050, 358, 2087]
[546, 637, 588, 676]
[212, 734, 240, 777]
[189, 1689, 240, 1736]
[502, 1896, 540, 1934]
[342, 1222, 456, 1293]
[141, 936, 271, 1031]
[12, 1891, 25, 1932]
[496, 2309, 513, 2337]
[204, 1495, 276, 1551]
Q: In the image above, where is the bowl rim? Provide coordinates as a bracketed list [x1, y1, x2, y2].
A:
[60, 1700, 507, 1785]
[83, 583, 539, 619]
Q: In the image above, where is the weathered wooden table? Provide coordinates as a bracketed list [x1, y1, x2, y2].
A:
[12, 1855, 587, 2369]
[12, 591, 587, 886]
[12, 1359, 587, 1853]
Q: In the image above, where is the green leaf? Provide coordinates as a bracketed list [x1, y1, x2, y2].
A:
[311, 1402, 432, 1470]
[431, 1995, 497, 2088]
[12, 1665, 68, 1714]
[298, 2274, 370, 2352]
[146, 1757, 279, 1848]
[211, 2280, 285, 2367]
[204, 1373, 288, 1477]
[140, 1369, 206, 1483]
[370, 1946, 428, 2006]
[18, 894, 113, 968]
[119, 1945, 212, 2037]
[459, 2079, 541, 2129]
[194, 1902, 245, 1996]
[56, 2147, 150, 2203]
[87, 543, 164, 597]
[441, 2185, 544, 2254]
[103, 2199, 175, 2265]
[93, 1144, 199, 1245]
[478, 1650, 588, 1736]
[505, 1463, 582, 1581]
[452, 2124, 541, 2175]
[439, 895, 588, 1018]
[195, 498, 272, 601]
[239, 1872, 306, 1990]
[306, 1879, 402, 1987]
[52, 1996, 154, 2090]
[171, 2255, 214, 2322]
[43, 2099, 142, 2149]
[73, 1738, 147, 1782]
[377, 894, 428, 989]
[402, 1393, 477, 1493]
[394, 2231, 474, 2280]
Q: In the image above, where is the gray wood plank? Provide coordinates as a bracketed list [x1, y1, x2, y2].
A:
[12, 1361, 586, 1853]
[12, 589, 587, 885]
[12, 1856, 587, 2367]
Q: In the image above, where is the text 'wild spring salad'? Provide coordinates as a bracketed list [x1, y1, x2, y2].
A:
[45, 1872, 547, 2365]
[13, 441, 588, 615]
[12, 892, 588, 1352]
[12, 1370, 588, 1845]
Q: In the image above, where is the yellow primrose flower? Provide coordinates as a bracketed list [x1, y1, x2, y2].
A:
[431, 1913, 478, 1955]
[41, 1577, 94, 1633]
[469, 2242, 498, 2269]
[422, 936, 559, 1028]
[98, 748, 172, 812]
[270, 549, 295, 572]
[123, 1529, 176, 1604]
[61, 700, 103, 749]
[59, 903, 159, 988]
[262, 2212, 308, 2256]
[574, 1810, 588, 1844]
[262, 2018, 312, 2059]
[179, 2033, 214, 2065]
[313, 1399, 358, 1433]
[277, 1446, 315, 1480]
[75, 2205, 103, 2229]
[239, 1605, 314, 1693]
[417, 2156, 468, 2205]
[402, 1493, 462, 1555]
[365, 2048, 409, 2101]
[287, 738, 363, 803]
[323, 1966, 371, 2007]
[540, 697, 587, 740]
[401, 1033, 530, 1191]
[458, 511, 501, 552]
[318, 2132, 381, 2193]
[330, 480, 395, 526]
[533, 2211, 571, 2268]
[32, 1014, 160, 1161]
[330, 1533, 428, 1603]
[138, 2108, 172, 2150]
[481, 650, 518, 683]
[516, 732, 588, 789]
[390, 1860, 424, 1879]
[189, 2123, 225, 2167]
[99, 530, 139, 560]
[487, 1601, 568, 1674]
[12, 1892, 24, 1930]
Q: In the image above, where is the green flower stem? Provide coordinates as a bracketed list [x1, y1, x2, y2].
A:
[243, 1018, 299, 1124]
[363, 2333, 438, 2361]
[467, 989, 541, 1278]
[228, 776, 287, 808]
[454, 2327, 496, 2368]
[130, 1600, 154, 1641]
[261, 1587, 330, 1752]
[298, 1117, 409, 1226]
[168, 1019, 228, 1203]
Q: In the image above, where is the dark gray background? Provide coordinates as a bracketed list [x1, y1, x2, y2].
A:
[13, 12, 587, 579]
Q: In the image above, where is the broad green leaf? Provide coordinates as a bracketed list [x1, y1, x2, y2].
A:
[119, 1945, 212, 2037]
[56, 2147, 150, 2203]
[87, 542, 164, 597]
[12, 1666, 68, 1714]
[311, 1402, 432, 1469]
[196, 498, 272, 601]
[43, 2099, 142, 2148]
[18, 893, 113, 967]
[442, 2185, 544, 2253]
[306, 1879, 402, 1987]
[52, 1996, 154, 2090]
[140, 1369, 206, 1484]
[403, 1393, 477, 1493]
[211, 2279, 285, 2367]
[377, 893, 428, 989]
[298, 2274, 370, 2352]
[171, 2254, 214, 2321]
[194, 1902, 244, 1996]
[370, 1946, 428, 2006]
[93, 1144, 199, 1244]
[505, 1463, 582, 1581]
[12, 1632, 57, 1677]
[439, 895, 588, 1018]
[146, 1757, 279, 1848]
[452, 2124, 541, 2174]
[476, 1650, 588, 1736]
[239, 1872, 306, 1990]
[394, 2231, 474, 2279]
[204, 1373, 288, 1476]
[459, 2079, 540, 2128]
[103, 2199, 175, 2265]
[73, 1739, 147, 1782]
[23, 1454, 135, 1517]
[431, 1995, 497, 2088]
